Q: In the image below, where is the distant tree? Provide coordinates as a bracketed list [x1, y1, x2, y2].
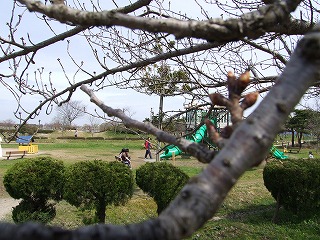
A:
[286, 109, 314, 147]
[50, 116, 62, 128]
[19, 124, 38, 135]
[108, 107, 135, 134]
[0, 119, 16, 141]
[63, 160, 134, 224]
[0, 119, 15, 129]
[140, 63, 190, 96]
[309, 111, 320, 141]
[99, 121, 113, 132]
[55, 101, 85, 129]
[307, 100, 320, 142]
[84, 115, 101, 136]
[3, 157, 65, 224]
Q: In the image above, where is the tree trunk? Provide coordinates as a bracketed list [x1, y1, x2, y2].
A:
[96, 200, 106, 223]
[291, 128, 295, 147]
[272, 190, 281, 224]
[298, 132, 303, 148]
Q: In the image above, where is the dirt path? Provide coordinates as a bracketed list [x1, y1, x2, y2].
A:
[0, 198, 20, 220]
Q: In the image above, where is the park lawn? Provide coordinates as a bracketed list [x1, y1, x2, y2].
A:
[189, 166, 320, 240]
[0, 140, 319, 239]
[51, 161, 320, 239]
[1, 139, 147, 166]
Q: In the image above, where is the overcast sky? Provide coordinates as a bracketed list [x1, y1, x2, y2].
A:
[0, 0, 262, 126]
[0, 1, 312, 127]
[0, 1, 196, 126]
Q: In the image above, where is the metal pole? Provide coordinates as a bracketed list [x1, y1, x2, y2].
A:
[157, 94, 164, 161]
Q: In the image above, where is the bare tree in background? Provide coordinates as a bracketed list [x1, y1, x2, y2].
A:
[86, 115, 100, 136]
[55, 100, 85, 128]
[307, 99, 320, 145]
[0, 0, 319, 239]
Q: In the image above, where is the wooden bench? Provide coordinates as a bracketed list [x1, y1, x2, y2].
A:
[287, 147, 301, 153]
[4, 150, 27, 160]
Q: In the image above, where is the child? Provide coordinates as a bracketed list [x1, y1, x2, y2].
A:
[309, 151, 314, 159]
[144, 137, 152, 159]
[118, 148, 131, 168]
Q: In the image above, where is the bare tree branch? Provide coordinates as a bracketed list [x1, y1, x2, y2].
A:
[0, 23, 319, 240]
[17, 0, 300, 42]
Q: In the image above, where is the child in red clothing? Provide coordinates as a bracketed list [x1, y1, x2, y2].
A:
[144, 137, 152, 159]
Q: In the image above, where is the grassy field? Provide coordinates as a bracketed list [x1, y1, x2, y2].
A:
[0, 137, 319, 239]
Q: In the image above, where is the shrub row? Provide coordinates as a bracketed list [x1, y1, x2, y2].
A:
[37, 129, 55, 134]
[4, 157, 188, 224]
[33, 136, 49, 139]
[56, 136, 86, 140]
[263, 158, 320, 215]
[4, 157, 134, 224]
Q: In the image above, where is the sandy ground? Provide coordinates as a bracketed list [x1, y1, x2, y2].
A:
[0, 198, 20, 221]
[0, 149, 21, 220]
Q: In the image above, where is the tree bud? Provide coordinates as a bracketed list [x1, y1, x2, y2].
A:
[209, 93, 228, 106]
[241, 92, 259, 109]
[227, 71, 236, 82]
[220, 126, 233, 139]
[205, 119, 220, 143]
[238, 71, 250, 89]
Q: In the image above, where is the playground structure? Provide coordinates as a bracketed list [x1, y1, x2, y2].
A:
[270, 145, 288, 160]
[159, 105, 288, 160]
[160, 128, 288, 160]
[160, 106, 230, 159]
[160, 124, 210, 159]
[16, 135, 39, 154]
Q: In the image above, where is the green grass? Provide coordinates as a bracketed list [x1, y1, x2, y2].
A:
[186, 163, 320, 239]
[1, 137, 320, 239]
[49, 190, 158, 229]
[2, 139, 143, 151]
[38, 129, 150, 140]
[177, 165, 203, 177]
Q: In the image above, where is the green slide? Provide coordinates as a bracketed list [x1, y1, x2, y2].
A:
[160, 125, 288, 160]
[270, 145, 288, 159]
[160, 124, 208, 159]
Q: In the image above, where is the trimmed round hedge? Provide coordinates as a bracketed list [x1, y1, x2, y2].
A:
[136, 162, 189, 214]
[4, 156, 65, 202]
[12, 200, 56, 224]
[263, 158, 320, 214]
[3, 156, 65, 223]
[63, 160, 134, 223]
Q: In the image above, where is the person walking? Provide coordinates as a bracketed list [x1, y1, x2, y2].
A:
[144, 137, 152, 159]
